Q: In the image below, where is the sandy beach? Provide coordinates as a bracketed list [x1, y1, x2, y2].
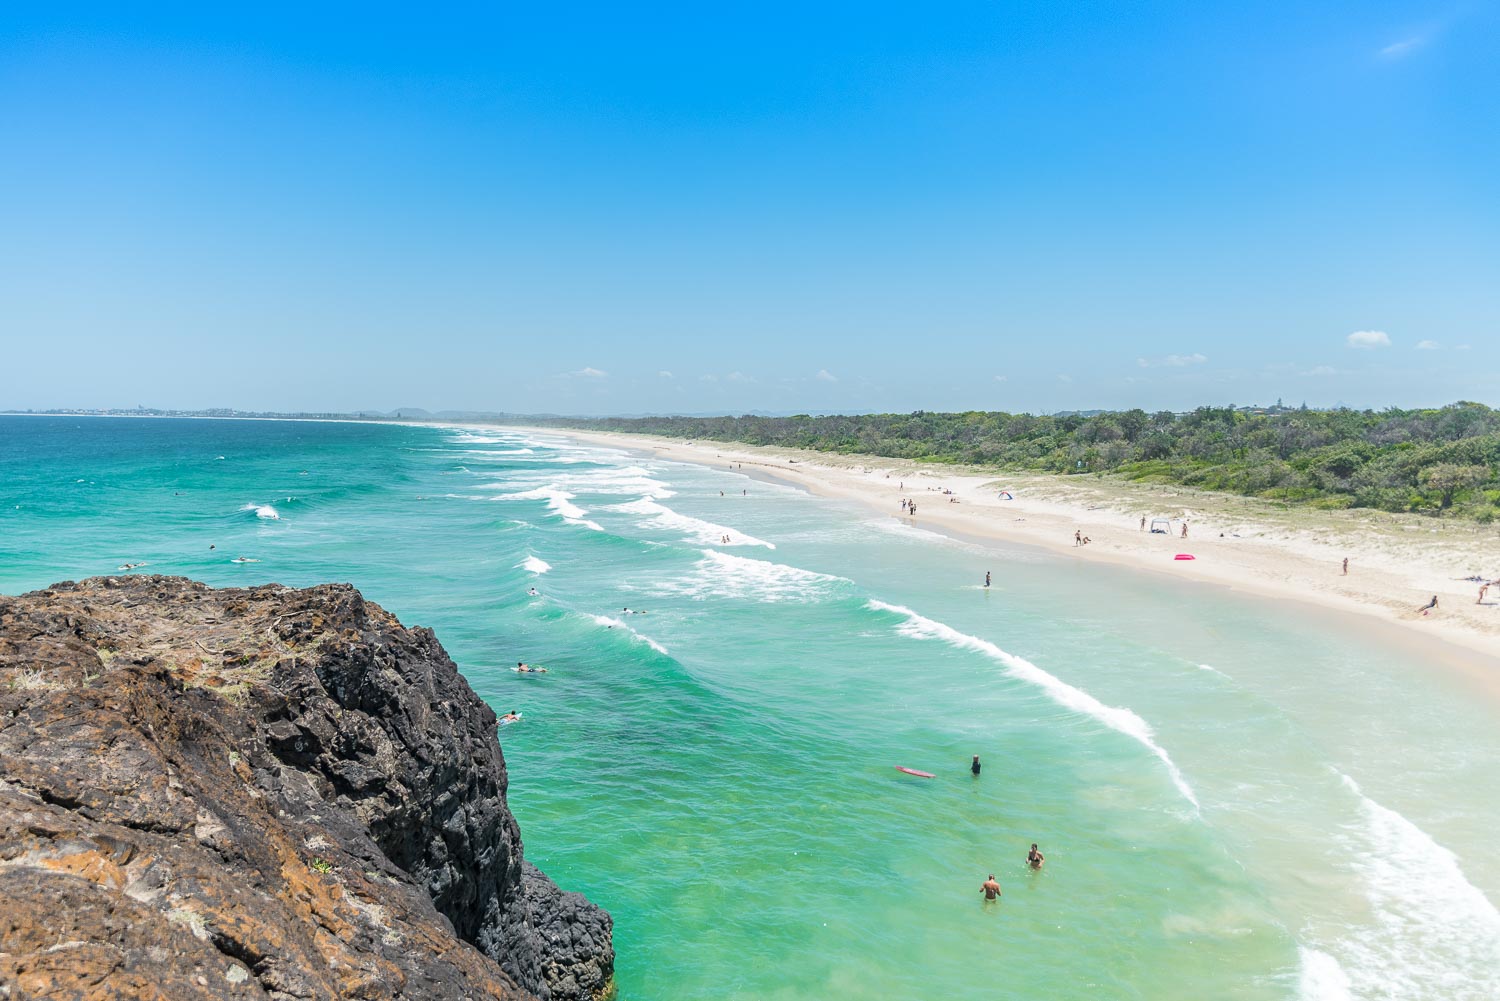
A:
[508, 425, 1500, 680]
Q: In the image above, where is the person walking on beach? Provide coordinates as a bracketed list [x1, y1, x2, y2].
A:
[1342, 558, 1349, 575]
[1478, 583, 1488, 604]
[1074, 530, 1083, 547]
[981, 875, 1002, 900]
[1180, 522, 1189, 539]
[1027, 844, 1045, 869]
[971, 755, 982, 776]
[1140, 515, 1146, 531]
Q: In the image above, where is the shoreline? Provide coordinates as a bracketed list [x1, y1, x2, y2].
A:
[503, 424, 1500, 687]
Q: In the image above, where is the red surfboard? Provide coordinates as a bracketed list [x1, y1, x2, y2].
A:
[895, 766, 935, 778]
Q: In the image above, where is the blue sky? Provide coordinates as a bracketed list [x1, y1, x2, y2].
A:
[2, 2, 1497, 414]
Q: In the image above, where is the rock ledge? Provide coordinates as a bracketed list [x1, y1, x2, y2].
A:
[0, 576, 613, 1001]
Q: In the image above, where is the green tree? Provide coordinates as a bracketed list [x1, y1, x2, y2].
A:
[1424, 463, 1487, 509]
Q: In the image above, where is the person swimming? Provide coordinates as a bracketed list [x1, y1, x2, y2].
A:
[528, 587, 539, 596]
[500, 710, 522, 723]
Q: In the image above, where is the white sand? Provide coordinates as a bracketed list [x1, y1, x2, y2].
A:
[518, 427, 1500, 685]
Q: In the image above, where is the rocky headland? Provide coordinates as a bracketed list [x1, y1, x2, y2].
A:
[0, 576, 613, 1001]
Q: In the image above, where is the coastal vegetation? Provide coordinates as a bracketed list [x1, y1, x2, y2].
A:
[542, 402, 1500, 521]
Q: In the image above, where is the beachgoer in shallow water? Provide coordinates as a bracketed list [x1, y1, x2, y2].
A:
[1027, 844, 1045, 869]
[981, 875, 1002, 900]
[984, 572, 991, 588]
[971, 755, 981, 776]
[501, 711, 521, 722]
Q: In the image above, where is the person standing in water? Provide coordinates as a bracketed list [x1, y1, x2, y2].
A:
[984, 572, 991, 588]
[1027, 844, 1045, 869]
[971, 755, 981, 776]
[981, 875, 1002, 900]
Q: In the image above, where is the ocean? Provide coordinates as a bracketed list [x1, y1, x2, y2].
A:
[2, 415, 1497, 1000]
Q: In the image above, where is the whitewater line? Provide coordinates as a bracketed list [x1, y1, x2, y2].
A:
[866, 600, 1199, 808]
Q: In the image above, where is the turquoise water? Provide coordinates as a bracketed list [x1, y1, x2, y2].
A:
[3, 415, 1498, 1000]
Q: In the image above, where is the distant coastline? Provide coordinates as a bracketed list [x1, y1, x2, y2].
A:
[520, 424, 1500, 691]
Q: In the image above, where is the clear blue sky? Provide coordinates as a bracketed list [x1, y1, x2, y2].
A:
[2, 2, 1497, 415]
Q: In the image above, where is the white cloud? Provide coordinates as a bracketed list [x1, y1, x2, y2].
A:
[658, 370, 674, 378]
[1346, 330, 1391, 349]
[1301, 365, 1338, 377]
[700, 374, 718, 382]
[1415, 340, 1440, 350]
[993, 375, 1007, 383]
[815, 369, 837, 383]
[1380, 36, 1424, 58]
[1056, 374, 1073, 383]
[1138, 352, 1208, 368]
[1456, 344, 1472, 351]
[569, 366, 608, 378]
[727, 371, 754, 384]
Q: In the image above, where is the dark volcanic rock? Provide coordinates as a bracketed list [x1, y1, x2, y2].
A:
[0, 576, 614, 1001]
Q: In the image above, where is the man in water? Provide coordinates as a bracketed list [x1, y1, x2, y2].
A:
[981, 875, 1002, 900]
[971, 755, 981, 776]
[1027, 844, 1045, 869]
[984, 572, 991, 588]
[501, 711, 521, 723]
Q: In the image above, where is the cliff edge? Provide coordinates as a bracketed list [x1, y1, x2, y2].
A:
[0, 576, 613, 1001]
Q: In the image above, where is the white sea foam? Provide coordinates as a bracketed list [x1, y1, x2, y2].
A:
[445, 431, 517, 444]
[488, 486, 603, 531]
[519, 556, 551, 575]
[242, 503, 281, 520]
[614, 498, 773, 548]
[866, 600, 1198, 807]
[1296, 948, 1353, 1001]
[589, 614, 668, 654]
[1308, 772, 1500, 1000]
[1197, 663, 1230, 678]
[658, 550, 848, 603]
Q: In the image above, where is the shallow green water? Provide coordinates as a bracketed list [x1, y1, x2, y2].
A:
[2, 415, 1497, 1000]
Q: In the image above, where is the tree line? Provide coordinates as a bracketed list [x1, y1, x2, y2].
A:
[537, 402, 1500, 521]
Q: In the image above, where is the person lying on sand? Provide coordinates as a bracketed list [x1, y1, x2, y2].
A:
[1417, 596, 1438, 616]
